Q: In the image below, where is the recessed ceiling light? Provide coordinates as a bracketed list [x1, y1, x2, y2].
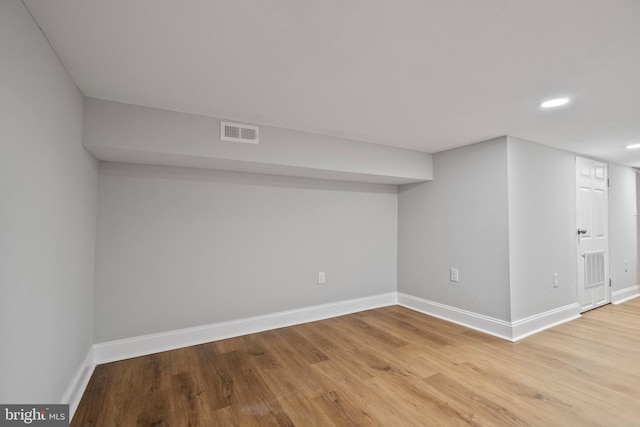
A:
[626, 143, 640, 150]
[540, 97, 570, 108]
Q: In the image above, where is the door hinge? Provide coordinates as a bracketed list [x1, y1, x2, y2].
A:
[607, 178, 610, 187]
[609, 278, 612, 287]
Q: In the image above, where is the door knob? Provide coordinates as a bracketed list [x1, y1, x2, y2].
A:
[577, 229, 587, 235]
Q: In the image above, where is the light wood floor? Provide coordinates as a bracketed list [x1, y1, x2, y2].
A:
[73, 299, 640, 426]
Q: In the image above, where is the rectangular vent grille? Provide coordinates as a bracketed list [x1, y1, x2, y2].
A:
[220, 121, 259, 144]
[584, 251, 605, 288]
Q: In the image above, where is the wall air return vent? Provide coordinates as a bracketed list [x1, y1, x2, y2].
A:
[220, 121, 259, 144]
[584, 250, 605, 288]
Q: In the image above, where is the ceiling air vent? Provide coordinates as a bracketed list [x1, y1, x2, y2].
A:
[220, 121, 259, 144]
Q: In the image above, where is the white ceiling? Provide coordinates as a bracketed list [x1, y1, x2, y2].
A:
[24, 0, 640, 167]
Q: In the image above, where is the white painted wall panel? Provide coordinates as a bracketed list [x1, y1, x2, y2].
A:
[609, 163, 638, 294]
[398, 137, 511, 321]
[506, 137, 578, 321]
[83, 98, 433, 185]
[94, 164, 397, 342]
[0, 1, 98, 403]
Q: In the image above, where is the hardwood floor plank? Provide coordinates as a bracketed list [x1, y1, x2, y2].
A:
[168, 371, 216, 426]
[340, 313, 409, 348]
[191, 342, 236, 411]
[357, 308, 452, 347]
[453, 360, 601, 427]
[71, 364, 113, 427]
[313, 390, 378, 426]
[272, 327, 329, 365]
[218, 350, 294, 426]
[328, 375, 431, 426]
[72, 299, 640, 426]
[421, 372, 532, 426]
[469, 347, 639, 425]
[277, 392, 337, 427]
[289, 322, 340, 354]
[250, 330, 335, 399]
[362, 369, 481, 426]
[440, 361, 584, 427]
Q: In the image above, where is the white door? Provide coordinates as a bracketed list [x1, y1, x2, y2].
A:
[576, 156, 609, 312]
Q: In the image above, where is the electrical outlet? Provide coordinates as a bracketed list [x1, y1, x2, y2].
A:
[450, 268, 459, 283]
[318, 271, 326, 284]
[553, 273, 559, 288]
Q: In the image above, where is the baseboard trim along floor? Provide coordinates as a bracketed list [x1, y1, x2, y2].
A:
[397, 293, 580, 342]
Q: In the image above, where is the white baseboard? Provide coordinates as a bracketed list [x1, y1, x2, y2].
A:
[93, 292, 397, 364]
[612, 285, 640, 305]
[511, 303, 581, 341]
[398, 293, 581, 342]
[397, 293, 514, 341]
[61, 346, 95, 421]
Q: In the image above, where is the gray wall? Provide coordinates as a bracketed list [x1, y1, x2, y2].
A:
[506, 137, 578, 320]
[399, 134, 639, 326]
[95, 163, 397, 342]
[398, 137, 511, 321]
[0, 1, 98, 403]
[609, 163, 638, 293]
[83, 98, 433, 184]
